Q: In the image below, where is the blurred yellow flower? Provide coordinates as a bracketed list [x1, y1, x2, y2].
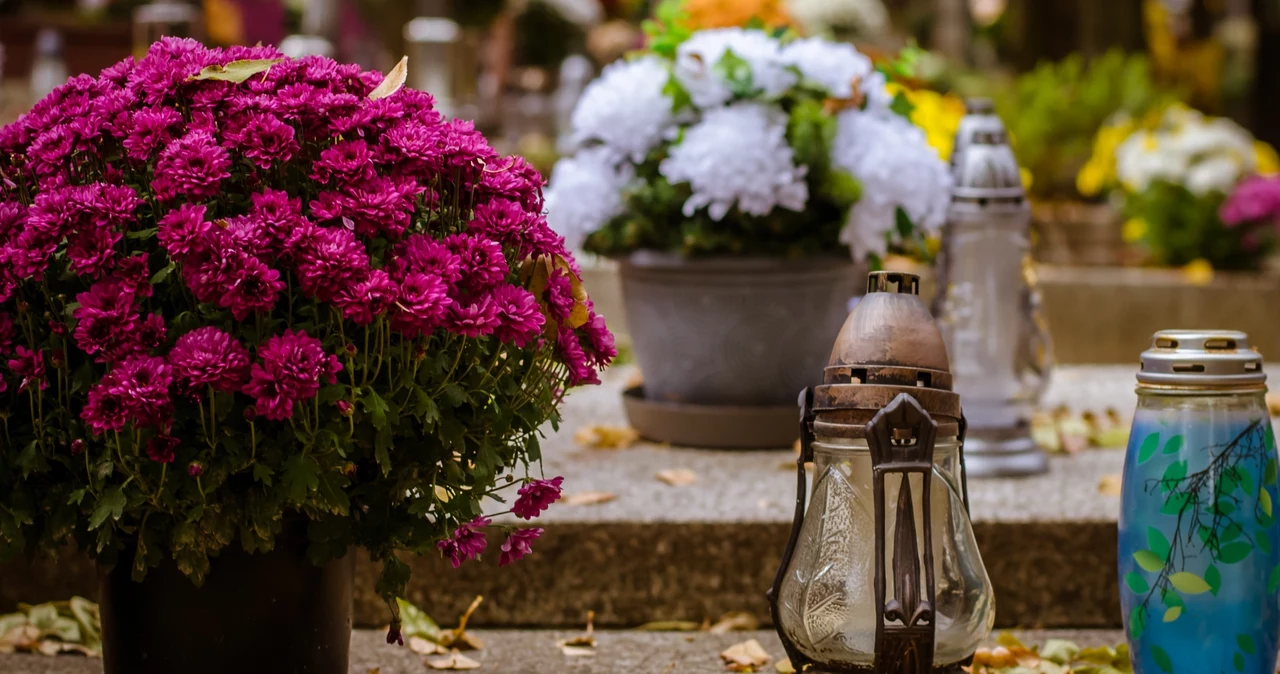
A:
[1020, 167, 1033, 192]
[1121, 217, 1148, 243]
[885, 83, 964, 161]
[1076, 117, 1137, 197]
[682, 0, 791, 29]
[1181, 259, 1214, 286]
[1255, 141, 1280, 176]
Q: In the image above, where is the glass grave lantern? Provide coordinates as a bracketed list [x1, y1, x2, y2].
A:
[132, 0, 202, 60]
[770, 271, 995, 673]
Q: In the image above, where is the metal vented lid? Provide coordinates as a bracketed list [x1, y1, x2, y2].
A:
[1137, 330, 1266, 390]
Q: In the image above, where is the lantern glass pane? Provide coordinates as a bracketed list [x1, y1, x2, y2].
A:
[776, 437, 995, 668]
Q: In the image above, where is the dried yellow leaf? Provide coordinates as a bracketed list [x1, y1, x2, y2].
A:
[625, 368, 645, 390]
[656, 468, 697, 486]
[719, 638, 771, 671]
[368, 56, 408, 100]
[775, 658, 796, 673]
[425, 649, 482, 670]
[635, 620, 702, 631]
[559, 644, 596, 657]
[706, 611, 758, 634]
[1098, 474, 1123, 496]
[574, 424, 639, 449]
[410, 636, 447, 655]
[437, 596, 485, 651]
[564, 491, 617, 506]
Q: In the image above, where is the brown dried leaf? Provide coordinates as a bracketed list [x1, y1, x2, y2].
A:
[719, 639, 771, 671]
[366, 669, 381, 674]
[564, 491, 617, 506]
[410, 636, 448, 655]
[775, 659, 796, 673]
[706, 611, 758, 634]
[425, 649, 482, 670]
[368, 56, 408, 100]
[625, 368, 644, 390]
[559, 644, 596, 657]
[656, 468, 697, 486]
[1098, 474, 1123, 496]
[574, 424, 639, 449]
[558, 611, 596, 649]
[437, 596, 485, 651]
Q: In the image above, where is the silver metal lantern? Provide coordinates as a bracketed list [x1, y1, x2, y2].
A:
[932, 99, 1053, 478]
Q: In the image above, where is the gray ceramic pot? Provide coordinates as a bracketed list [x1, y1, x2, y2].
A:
[619, 252, 862, 407]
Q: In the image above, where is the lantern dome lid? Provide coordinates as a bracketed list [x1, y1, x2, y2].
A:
[811, 272, 961, 439]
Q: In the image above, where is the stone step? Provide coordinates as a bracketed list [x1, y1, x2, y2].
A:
[1, 366, 1175, 630]
[0, 629, 1127, 674]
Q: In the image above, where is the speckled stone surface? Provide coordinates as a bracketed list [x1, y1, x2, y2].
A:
[0, 629, 1127, 674]
[1, 365, 1174, 630]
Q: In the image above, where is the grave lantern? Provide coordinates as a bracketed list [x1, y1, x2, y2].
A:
[132, 0, 203, 60]
[770, 271, 995, 673]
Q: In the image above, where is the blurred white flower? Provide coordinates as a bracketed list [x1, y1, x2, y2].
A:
[673, 28, 798, 108]
[787, 0, 888, 38]
[544, 147, 635, 251]
[832, 109, 952, 258]
[778, 37, 876, 101]
[569, 56, 676, 163]
[1115, 106, 1257, 195]
[659, 102, 809, 221]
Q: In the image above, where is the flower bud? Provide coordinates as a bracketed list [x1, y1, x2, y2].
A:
[336, 400, 353, 417]
[343, 462, 357, 478]
[344, 343, 358, 357]
[47, 320, 67, 336]
[70, 439, 86, 456]
[243, 406, 258, 422]
[188, 462, 204, 478]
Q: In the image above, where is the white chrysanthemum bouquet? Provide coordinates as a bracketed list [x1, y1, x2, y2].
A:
[544, 19, 951, 263]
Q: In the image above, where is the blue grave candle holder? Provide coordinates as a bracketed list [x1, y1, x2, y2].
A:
[1119, 330, 1280, 674]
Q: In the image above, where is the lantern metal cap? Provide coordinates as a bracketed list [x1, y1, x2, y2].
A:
[964, 97, 995, 114]
[812, 272, 960, 438]
[1137, 330, 1266, 389]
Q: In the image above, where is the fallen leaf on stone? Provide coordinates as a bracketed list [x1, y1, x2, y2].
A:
[437, 596, 485, 651]
[410, 636, 447, 655]
[1057, 414, 1090, 454]
[775, 659, 795, 673]
[625, 368, 644, 390]
[396, 598, 443, 643]
[1098, 474, 1123, 496]
[656, 468, 697, 486]
[425, 649, 481, 670]
[366, 669, 381, 674]
[706, 611, 758, 634]
[719, 639, 771, 672]
[564, 491, 617, 506]
[559, 645, 596, 657]
[557, 611, 596, 652]
[574, 424, 639, 449]
[635, 621, 702, 631]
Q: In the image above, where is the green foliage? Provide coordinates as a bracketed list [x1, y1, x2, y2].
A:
[1125, 180, 1275, 270]
[993, 50, 1176, 199]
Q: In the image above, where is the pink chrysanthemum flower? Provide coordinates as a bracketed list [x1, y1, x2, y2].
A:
[512, 477, 564, 520]
[490, 285, 545, 347]
[7, 346, 47, 393]
[169, 327, 251, 393]
[498, 528, 544, 567]
[437, 516, 491, 568]
[153, 130, 231, 201]
[391, 273, 452, 338]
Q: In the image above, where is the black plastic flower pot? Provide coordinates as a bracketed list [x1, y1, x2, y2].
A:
[99, 520, 354, 674]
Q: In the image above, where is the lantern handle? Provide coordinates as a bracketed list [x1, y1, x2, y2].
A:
[767, 387, 816, 673]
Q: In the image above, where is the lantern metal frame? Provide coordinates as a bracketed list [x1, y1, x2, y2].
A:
[768, 272, 973, 674]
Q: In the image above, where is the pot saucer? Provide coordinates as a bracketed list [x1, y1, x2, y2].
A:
[622, 386, 798, 449]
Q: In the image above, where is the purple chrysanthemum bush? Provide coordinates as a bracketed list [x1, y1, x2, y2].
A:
[0, 39, 613, 636]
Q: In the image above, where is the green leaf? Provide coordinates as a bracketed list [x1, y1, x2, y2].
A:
[1237, 634, 1256, 655]
[1265, 459, 1277, 486]
[150, 262, 176, 285]
[1162, 434, 1184, 455]
[125, 227, 157, 240]
[1138, 433, 1161, 464]
[67, 489, 87, 506]
[1268, 565, 1280, 593]
[1160, 461, 1187, 492]
[252, 463, 274, 486]
[1218, 541, 1252, 564]
[187, 58, 284, 83]
[1150, 644, 1173, 673]
[1162, 606, 1181, 622]
[1214, 499, 1237, 517]
[1259, 530, 1272, 554]
[1041, 639, 1079, 664]
[375, 427, 393, 477]
[1206, 564, 1222, 595]
[442, 383, 468, 408]
[1162, 589, 1184, 608]
[1169, 571, 1212, 594]
[1129, 606, 1146, 640]
[1234, 652, 1245, 672]
[1262, 489, 1273, 517]
[361, 388, 390, 430]
[1134, 549, 1165, 572]
[889, 90, 915, 119]
[412, 388, 440, 427]
[1125, 571, 1149, 593]
[1148, 527, 1171, 559]
[1161, 492, 1193, 515]
[713, 49, 756, 98]
[281, 454, 320, 503]
[88, 486, 126, 530]
[1222, 522, 1244, 542]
